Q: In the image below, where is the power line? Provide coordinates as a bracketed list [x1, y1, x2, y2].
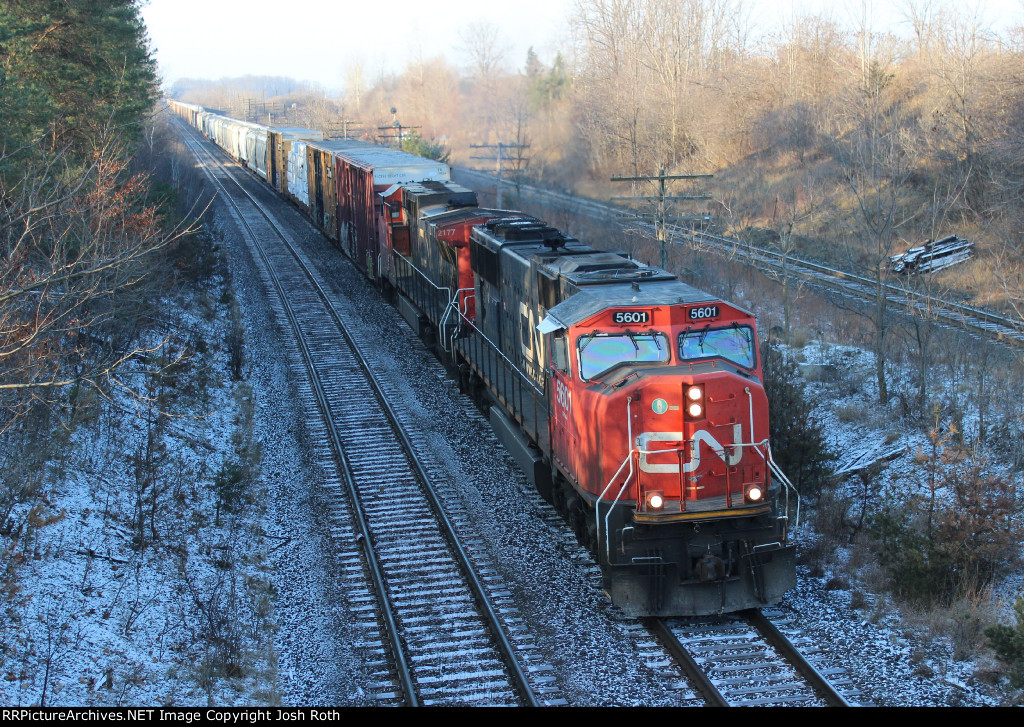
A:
[469, 142, 530, 208]
[610, 169, 712, 269]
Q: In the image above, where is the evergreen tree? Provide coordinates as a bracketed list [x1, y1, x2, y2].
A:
[986, 596, 1024, 688]
[0, 0, 157, 172]
[525, 52, 569, 111]
[401, 131, 450, 163]
[760, 341, 836, 498]
[0, 0, 172, 430]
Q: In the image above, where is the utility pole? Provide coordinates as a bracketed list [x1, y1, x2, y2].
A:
[470, 142, 530, 208]
[242, 98, 283, 124]
[318, 116, 363, 141]
[611, 169, 712, 270]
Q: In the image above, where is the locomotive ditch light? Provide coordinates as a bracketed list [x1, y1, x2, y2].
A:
[744, 483, 765, 504]
[646, 492, 665, 510]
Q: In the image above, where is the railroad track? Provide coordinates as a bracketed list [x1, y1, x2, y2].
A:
[648, 609, 862, 707]
[454, 167, 1024, 346]
[175, 121, 561, 706]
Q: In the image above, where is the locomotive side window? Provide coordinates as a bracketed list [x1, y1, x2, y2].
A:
[577, 332, 669, 381]
[552, 332, 570, 373]
[678, 325, 756, 370]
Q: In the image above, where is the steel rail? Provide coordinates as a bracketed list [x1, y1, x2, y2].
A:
[176, 122, 420, 705]
[651, 613, 850, 707]
[178, 119, 541, 707]
[646, 618, 729, 707]
[742, 609, 850, 707]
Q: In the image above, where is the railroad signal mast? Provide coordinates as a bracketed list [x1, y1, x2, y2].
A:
[470, 142, 529, 208]
[611, 169, 712, 270]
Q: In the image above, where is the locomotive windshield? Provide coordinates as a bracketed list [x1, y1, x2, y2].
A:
[577, 331, 670, 380]
[679, 325, 756, 370]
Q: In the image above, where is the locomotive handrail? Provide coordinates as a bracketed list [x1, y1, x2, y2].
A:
[598, 397, 639, 564]
[745, 386, 801, 535]
[766, 449, 801, 537]
[394, 251, 456, 349]
[598, 452, 634, 565]
[453, 316, 545, 398]
[439, 288, 476, 354]
[439, 297, 460, 353]
[457, 289, 475, 319]
[394, 252, 454, 306]
[600, 396, 796, 563]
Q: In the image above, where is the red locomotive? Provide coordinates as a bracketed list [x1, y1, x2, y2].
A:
[170, 100, 798, 616]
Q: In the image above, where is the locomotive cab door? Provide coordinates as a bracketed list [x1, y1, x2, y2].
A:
[549, 331, 579, 481]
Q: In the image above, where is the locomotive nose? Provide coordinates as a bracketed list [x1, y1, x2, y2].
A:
[630, 373, 766, 514]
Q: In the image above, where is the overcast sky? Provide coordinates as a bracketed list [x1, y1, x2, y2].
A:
[141, 0, 577, 91]
[141, 0, 1023, 93]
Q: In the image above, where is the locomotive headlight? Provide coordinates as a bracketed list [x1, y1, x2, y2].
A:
[647, 492, 665, 510]
[744, 484, 765, 504]
[685, 385, 705, 420]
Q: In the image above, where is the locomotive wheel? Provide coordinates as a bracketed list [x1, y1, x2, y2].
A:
[552, 481, 567, 517]
[583, 518, 598, 558]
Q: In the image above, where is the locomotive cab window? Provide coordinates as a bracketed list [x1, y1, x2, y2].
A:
[678, 325, 756, 370]
[577, 331, 669, 381]
[552, 332, 570, 373]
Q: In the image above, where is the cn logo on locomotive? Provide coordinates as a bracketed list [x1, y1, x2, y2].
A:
[636, 425, 744, 474]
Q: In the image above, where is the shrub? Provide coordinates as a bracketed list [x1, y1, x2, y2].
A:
[871, 449, 1020, 608]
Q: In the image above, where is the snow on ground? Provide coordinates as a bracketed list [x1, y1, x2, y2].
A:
[0, 277, 279, 705]
[771, 334, 1023, 705]
[5, 148, 1022, 705]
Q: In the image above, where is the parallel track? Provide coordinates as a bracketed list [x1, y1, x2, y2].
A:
[176, 121, 556, 706]
[454, 167, 1023, 346]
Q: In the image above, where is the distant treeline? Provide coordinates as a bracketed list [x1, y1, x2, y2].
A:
[170, 75, 316, 104]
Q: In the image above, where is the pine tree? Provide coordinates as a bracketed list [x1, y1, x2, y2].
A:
[760, 341, 836, 498]
[985, 596, 1024, 688]
[0, 0, 157, 172]
[401, 131, 450, 163]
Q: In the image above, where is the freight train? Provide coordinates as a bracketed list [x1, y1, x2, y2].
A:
[169, 99, 798, 617]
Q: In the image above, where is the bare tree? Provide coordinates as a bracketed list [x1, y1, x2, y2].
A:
[0, 135, 197, 432]
[834, 60, 921, 406]
[899, 0, 944, 57]
[461, 20, 509, 82]
[344, 56, 367, 114]
[765, 184, 822, 341]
